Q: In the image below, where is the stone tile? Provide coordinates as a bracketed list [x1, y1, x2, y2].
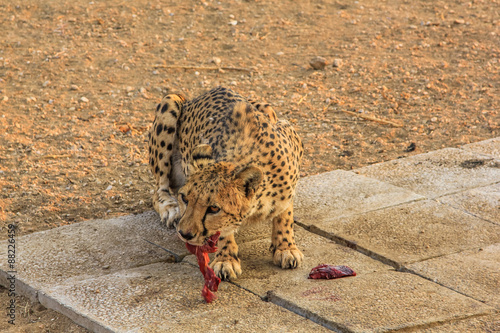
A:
[266, 271, 495, 332]
[234, 218, 272, 244]
[462, 137, 500, 158]
[357, 148, 500, 198]
[204, 225, 392, 298]
[420, 314, 500, 332]
[306, 200, 500, 266]
[0, 212, 187, 298]
[40, 262, 330, 333]
[294, 170, 424, 224]
[407, 243, 500, 309]
[438, 183, 500, 225]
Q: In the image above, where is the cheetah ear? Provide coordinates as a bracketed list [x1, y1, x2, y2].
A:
[234, 166, 263, 199]
[189, 144, 214, 173]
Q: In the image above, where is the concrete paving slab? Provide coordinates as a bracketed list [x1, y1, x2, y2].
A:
[407, 243, 500, 309]
[40, 262, 330, 333]
[293, 170, 424, 224]
[234, 218, 272, 244]
[438, 183, 500, 225]
[357, 148, 500, 199]
[420, 313, 500, 332]
[0, 212, 185, 300]
[184, 225, 392, 297]
[462, 137, 500, 158]
[2, 139, 499, 333]
[266, 271, 495, 332]
[305, 200, 500, 266]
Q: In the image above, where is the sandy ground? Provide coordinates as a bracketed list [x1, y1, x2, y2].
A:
[0, 0, 498, 331]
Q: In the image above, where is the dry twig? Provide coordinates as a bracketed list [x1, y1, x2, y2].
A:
[325, 103, 402, 127]
[340, 109, 403, 127]
[153, 64, 253, 73]
[37, 154, 72, 159]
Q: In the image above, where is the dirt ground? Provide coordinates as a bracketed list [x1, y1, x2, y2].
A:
[0, 0, 498, 331]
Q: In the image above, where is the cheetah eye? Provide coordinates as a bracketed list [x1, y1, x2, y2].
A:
[207, 205, 220, 214]
[180, 193, 188, 204]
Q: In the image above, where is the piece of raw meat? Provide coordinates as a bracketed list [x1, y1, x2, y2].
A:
[308, 264, 356, 279]
[185, 232, 221, 303]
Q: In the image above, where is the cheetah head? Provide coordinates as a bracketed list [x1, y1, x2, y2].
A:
[176, 144, 263, 245]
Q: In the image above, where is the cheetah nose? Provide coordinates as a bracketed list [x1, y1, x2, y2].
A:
[178, 230, 195, 241]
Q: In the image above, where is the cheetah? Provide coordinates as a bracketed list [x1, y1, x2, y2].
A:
[148, 86, 304, 280]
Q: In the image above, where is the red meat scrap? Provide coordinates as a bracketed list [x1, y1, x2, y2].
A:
[185, 231, 221, 303]
[308, 264, 356, 280]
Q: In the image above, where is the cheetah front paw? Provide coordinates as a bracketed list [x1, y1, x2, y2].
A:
[273, 247, 304, 269]
[210, 257, 242, 281]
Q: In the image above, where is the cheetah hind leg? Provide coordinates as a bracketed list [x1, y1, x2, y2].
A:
[149, 93, 185, 228]
[154, 144, 185, 228]
[270, 205, 304, 269]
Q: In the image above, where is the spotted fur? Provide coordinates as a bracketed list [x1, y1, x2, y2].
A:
[148, 87, 304, 280]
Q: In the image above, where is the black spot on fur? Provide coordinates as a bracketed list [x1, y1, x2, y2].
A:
[165, 126, 175, 134]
